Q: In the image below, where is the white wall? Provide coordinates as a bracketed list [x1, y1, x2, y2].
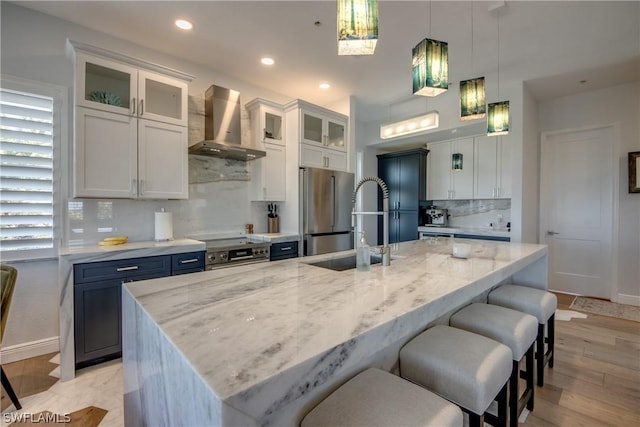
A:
[520, 83, 540, 243]
[538, 82, 640, 302]
[0, 2, 301, 352]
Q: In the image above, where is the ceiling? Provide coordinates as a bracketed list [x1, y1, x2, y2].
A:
[13, 1, 640, 123]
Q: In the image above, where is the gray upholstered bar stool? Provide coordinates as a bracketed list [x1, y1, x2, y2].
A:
[488, 284, 557, 386]
[300, 367, 463, 427]
[399, 325, 512, 427]
[450, 303, 538, 427]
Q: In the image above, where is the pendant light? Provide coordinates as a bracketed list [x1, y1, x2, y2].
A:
[460, 3, 486, 121]
[412, 2, 448, 97]
[337, 0, 379, 55]
[487, 8, 510, 136]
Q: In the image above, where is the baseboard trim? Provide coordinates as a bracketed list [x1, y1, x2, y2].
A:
[617, 294, 640, 307]
[1, 336, 59, 363]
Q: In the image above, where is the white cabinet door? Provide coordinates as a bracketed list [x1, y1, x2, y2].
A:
[74, 107, 137, 198]
[474, 136, 499, 199]
[498, 137, 512, 198]
[75, 53, 137, 116]
[300, 108, 347, 153]
[138, 70, 188, 127]
[474, 136, 511, 199]
[450, 138, 474, 199]
[427, 142, 451, 200]
[300, 143, 326, 168]
[428, 138, 474, 200]
[137, 119, 188, 199]
[325, 149, 347, 171]
[251, 142, 286, 201]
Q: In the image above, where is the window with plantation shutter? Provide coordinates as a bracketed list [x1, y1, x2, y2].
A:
[0, 88, 54, 252]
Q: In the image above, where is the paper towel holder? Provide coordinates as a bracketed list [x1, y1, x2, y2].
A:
[155, 208, 174, 242]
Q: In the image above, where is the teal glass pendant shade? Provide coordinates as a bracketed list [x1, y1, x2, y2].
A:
[452, 153, 463, 171]
[337, 0, 379, 55]
[460, 77, 486, 121]
[412, 38, 449, 96]
[487, 101, 510, 135]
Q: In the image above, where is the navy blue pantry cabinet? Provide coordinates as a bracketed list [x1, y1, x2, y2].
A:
[377, 148, 429, 244]
[73, 251, 204, 369]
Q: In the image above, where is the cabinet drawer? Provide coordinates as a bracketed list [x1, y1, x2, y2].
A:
[270, 241, 299, 261]
[172, 251, 205, 274]
[74, 255, 171, 284]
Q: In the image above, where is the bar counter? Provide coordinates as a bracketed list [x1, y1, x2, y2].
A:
[123, 238, 547, 426]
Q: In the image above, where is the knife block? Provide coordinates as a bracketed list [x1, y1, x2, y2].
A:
[267, 216, 279, 233]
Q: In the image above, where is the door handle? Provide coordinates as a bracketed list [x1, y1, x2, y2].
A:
[139, 99, 144, 116]
[131, 97, 136, 115]
[547, 230, 560, 236]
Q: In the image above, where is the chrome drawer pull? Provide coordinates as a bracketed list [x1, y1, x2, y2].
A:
[280, 247, 292, 251]
[116, 266, 139, 272]
[180, 258, 200, 264]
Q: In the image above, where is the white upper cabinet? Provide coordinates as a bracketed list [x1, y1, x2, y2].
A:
[474, 136, 511, 199]
[285, 99, 350, 172]
[427, 138, 474, 200]
[68, 40, 193, 199]
[246, 99, 286, 201]
[300, 105, 347, 152]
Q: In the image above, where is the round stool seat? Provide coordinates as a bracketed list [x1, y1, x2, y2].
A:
[450, 303, 537, 360]
[301, 368, 463, 427]
[400, 325, 512, 417]
[488, 285, 557, 324]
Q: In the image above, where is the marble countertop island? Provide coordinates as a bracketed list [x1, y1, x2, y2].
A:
[123, 238, 547, 427]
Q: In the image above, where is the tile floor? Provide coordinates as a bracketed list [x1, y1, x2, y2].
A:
[1, 354, 123, 426]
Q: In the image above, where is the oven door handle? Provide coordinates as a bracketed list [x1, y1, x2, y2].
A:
[229, 255, 255, 261]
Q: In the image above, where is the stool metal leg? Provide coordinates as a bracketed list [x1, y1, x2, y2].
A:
[525, 345, 535, 411]
[509, 360, 518, 427]
[1, 367, 22, 410]
[548, 313, 555, 368]
[536, 323, 545, 386]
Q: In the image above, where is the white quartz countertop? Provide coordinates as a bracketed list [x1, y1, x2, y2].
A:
[58, 238, 206, 260]
[124, 238, 546, 411]
[418, 226, 511, 238]
[248, 233, 300, 243]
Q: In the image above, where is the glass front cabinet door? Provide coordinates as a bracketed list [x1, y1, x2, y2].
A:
[301, 109, 347, 152]
[75, 53, 188, 126]
[75, 53, 137, 116]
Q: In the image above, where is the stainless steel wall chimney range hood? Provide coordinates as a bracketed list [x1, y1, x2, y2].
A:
[188, 85, 266, 161]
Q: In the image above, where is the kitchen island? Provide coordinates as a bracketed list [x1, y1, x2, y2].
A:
[123, 238, 547, 426]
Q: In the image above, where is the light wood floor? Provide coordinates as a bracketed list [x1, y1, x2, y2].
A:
[522, 293, 640, 426]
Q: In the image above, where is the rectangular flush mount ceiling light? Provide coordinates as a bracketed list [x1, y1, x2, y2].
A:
[337, 0, 379, 55]
[380, 111, 439, 139]
[412, 38, 449, 96]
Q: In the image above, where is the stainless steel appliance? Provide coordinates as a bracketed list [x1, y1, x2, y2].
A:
[203, 238, 270, 270]
[300, 167, 355, 256]
[425, 206, 449, 227]
[188, 85, 266, 161]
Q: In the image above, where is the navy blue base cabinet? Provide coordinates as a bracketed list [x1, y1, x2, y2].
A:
[74, 251, 204, 369]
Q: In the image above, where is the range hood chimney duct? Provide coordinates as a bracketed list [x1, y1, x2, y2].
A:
[188, 84, 266, 161]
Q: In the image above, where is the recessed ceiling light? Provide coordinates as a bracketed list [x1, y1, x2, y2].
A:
[319, 82, 331, 90]
[175, 19, 193, 30]
[261, 57, 275, 66]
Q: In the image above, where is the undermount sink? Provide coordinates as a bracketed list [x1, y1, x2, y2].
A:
[306, 254, 384, 272]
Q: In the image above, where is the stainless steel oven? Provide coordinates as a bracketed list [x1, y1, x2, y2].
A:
[203, 238, 270, 270]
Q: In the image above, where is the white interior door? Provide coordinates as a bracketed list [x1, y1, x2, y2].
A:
[540, 127, 614, 299]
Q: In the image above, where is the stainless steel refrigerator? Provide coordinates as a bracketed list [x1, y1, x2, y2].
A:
[300, 167, 355, 256]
